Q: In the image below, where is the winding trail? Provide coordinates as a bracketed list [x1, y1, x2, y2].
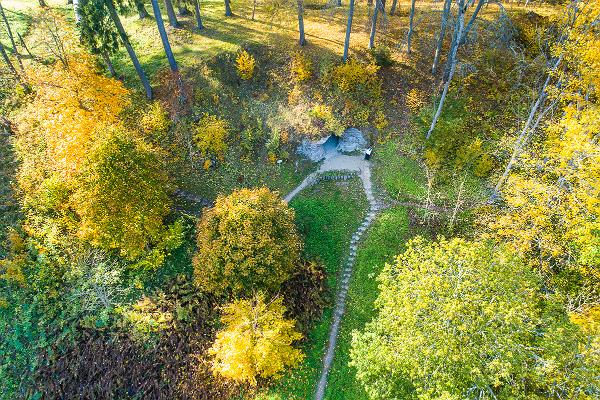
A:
[284, 154, 380, 400]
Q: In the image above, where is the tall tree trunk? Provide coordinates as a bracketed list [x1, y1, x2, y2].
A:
[135, 0, 150, 19]
[0, 42, 28, 92]
[432, 0, 451, 74]
[407, 0, 417, 53]
[368, 0, 381, 49]
[38, 0, 48, 7]
[494, 56, 562, 192]
[73, 0, 82, 22]
[0, 2, 24, 72]
[102, 51, 116, 77]
[105, 0, 153, 99]
[17, 32, 33, 58]
[389, 0, 397, 15]
[251, 0, 257, 19]
[151, 0, 178, 71]
[297, 0, 306, 46]
[337, 0, 342, 6]
[459, 0, 485, 44]
[426, 0, 465, 140]
[164, 0, 180, 27]
[193, 0, 204, 29]
[224, 0, 232, 16]
[343, 0, 355, 61]
[178, 5, 191, 15]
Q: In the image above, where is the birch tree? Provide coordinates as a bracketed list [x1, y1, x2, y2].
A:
[432, 0, 451, 74]
[426, 0, 465, 139]
[406, 0, 417, 53]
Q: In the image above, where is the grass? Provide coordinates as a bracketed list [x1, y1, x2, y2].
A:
[325, 205, 422, 399]
[257, 178, 367, 399]
[374, 139, 427, 202]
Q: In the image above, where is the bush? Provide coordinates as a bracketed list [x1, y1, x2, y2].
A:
[194, 114, 229, 161]
[309, 104, 344, 136]
[236, 50, 256, 80]
[290, 51, 313, 83]
[193, 188, 302, 297]
[141, 101, 171, 142]
[369, 46, 393, 67]
[330, 59, 379, 93]
[209, 293, 304, 385]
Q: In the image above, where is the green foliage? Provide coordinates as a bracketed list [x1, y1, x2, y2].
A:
[369, 46, 393, 67]
[73, 127, 173, 260]
[290, 51, 313, 83]
[209, 293, 304, 385]
[194, 114, 229, 163]
[351, 237, 598, 399]
[78, 0, 119, 57]
[325, 206, 413, 400]
[193, 188, 301, 297]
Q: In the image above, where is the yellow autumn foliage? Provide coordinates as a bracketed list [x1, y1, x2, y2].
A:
[193, 114, 229, 161]
[209, 293, 304, 385]
[193, 188, 301, 296]
[18, 54, 130, 179]
[236, 50, 256, 80]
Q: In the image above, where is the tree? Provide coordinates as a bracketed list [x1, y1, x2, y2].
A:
[164, 0, 180, 27]
[296, 0, 305, 46]
[209, 293, 304, 385]
[350, 237, 598, 399]
[104, 0, 152, 98]
[193, 188, 301, 297]
[17, 55, 130, 181]
[78, 0, 120, 76]
[426, 0, 465, 139]
[406, 0, 416, 53]
[368, 0, 384, 49]
[343, 0, 356, 61]
[0, 1, 24, 72]
[134, 0, 150, 19]
[487, 0, 599, 304]
[432, 0, 451, 74]
[150, 0, 178, 71]
[224, 0, 232, 16]
[192, 0, 203, 29]
[73, 127, 172, 259]
[389, 0, 397, 15]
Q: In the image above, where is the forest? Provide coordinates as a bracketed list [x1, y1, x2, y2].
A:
[0, 0, 598, 398]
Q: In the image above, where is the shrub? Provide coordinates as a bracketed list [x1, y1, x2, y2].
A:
[236, 50, 256, 80]
[141, 101, 171, 142]
[193, 188, 302, 297]
[281, 260, 327, 332]
[405, 88, 427, 114]
[309, 104, 344, 136]
[290, 51, 313, 83]
[209, 293, 304, 385]
[193, 114, 229, 161]
[330, 59, 379, 93]
[369, 45, 393, 67]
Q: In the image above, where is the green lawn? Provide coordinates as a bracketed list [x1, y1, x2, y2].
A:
[325, 205, 417, 399]
[259, 178, 367, 400]
[374, 140, 427, 202]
